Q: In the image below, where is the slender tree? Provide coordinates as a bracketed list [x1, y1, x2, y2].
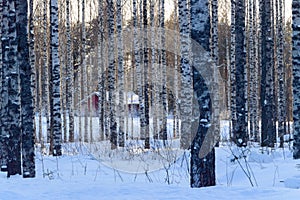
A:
[50, 0, 62, 156]
[179, 0, 192, 149]
[234, 0, 247, 146]
[292, 0, 300, 159]
[97, 0, 105, 141]
[277, 0, 286, 147]
[260, 0, 276, 147]
[0, 0, 9, 172]
[17, 0, 35, 177]
[66, 0, 74, 142]
[190, 0, 216, 187]
[230, 0, 237, 140]
[6, 0, 22, 177]
[107, 0, 117, 149]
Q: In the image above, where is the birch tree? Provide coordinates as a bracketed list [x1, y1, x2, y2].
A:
[117, 0, 125, 147]
[292, 0, 300, 159]
[17, 0, 35, 177]
[50, 0, 62, 156]
[43, 0, 51, 144]
[260, 0, 276, 147]
[276, 0, 286, 147]
[190, 0, 216, 187]
[82, 0, 89, 143]
[230, 0, 237, 140]
[98, 0, 105, 141]
[179, 0, 192, 149]
[66, 0, 74, 142]
[234, 0, 247, 146]
[6, 0, 22, 177]
[0, 0, 9, 172]
[108, 0, 117, 149]
[160, 0, 168, 145]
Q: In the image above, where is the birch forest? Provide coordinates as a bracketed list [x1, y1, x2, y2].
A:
[0, 0, 300, 191]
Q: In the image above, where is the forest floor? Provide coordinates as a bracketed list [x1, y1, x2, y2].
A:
[1, 142, 300, 200]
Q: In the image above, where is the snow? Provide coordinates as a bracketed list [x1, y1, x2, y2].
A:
[1, 144, 300, 199]
[1, 119, 300, 199]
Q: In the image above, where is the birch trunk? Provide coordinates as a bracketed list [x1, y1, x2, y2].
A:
[0, 0, 8, 172]
[292, 0, 300, 158]
[117, 0, 125, 147]
[234, 0, 247, 146]
[190, 0, 216, 188]
[6, 0, 22, 177]
[108, 0, 117, 149]
[260, 0, 276, 147]
[17, 0, 36, 177]
[50, 0, 62, 156]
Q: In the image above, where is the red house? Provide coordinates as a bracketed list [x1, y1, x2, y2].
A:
[77, 91, 139, 117]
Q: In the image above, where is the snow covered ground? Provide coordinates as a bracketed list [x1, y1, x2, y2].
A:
[1, 117, 300, 199]
[1, 143, 300, 200]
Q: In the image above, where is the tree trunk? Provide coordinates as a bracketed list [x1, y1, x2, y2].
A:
[292, 0, 300, 158]
[0, 0, 9, 172]
[6, 0, 22, 177]
[97, 0, 105, 141]
[276, 0, 286, 148]
[117, 0, 125, 147]
[260, 0, 276, 147]
[190, 0, 216, 188]
[66, 0, 74, 142]
[17, 0, 36, 178]
[108, 0, 117, 149]
[179, 0, 193, 149]
[234, 0, 248, 146]
[50, 0, 62, 156]
[230, 0, 237, 141]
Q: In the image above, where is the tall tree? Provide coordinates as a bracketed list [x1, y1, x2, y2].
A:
[117, 0, 125, 147]
[292, 0, 300, 159]
[276, 0, 286, 147]
[66, 0, 74, 142]
[107, 0, 117, 149]
[143, 0, 150, 149]
[260, 0, 276, 147]
[17, 0, 35, 178]
[179, 0, 193, 149]
[50, 0, 62, 156]
[6, 0, 22, 177]
[97, 0, 105, 141]
[234, 0, 247, 146]
[82, 0, 89, 143]
[190, 0, 216, 187]
[45, 0, 51, 145]
[0, 0, 9, 172]
[230, 0, 237, 141]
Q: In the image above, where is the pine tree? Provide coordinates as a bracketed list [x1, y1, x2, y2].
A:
[50, 0, 62, 156]
[292, 0, 300, 159]
[17, 0, 35, 178]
